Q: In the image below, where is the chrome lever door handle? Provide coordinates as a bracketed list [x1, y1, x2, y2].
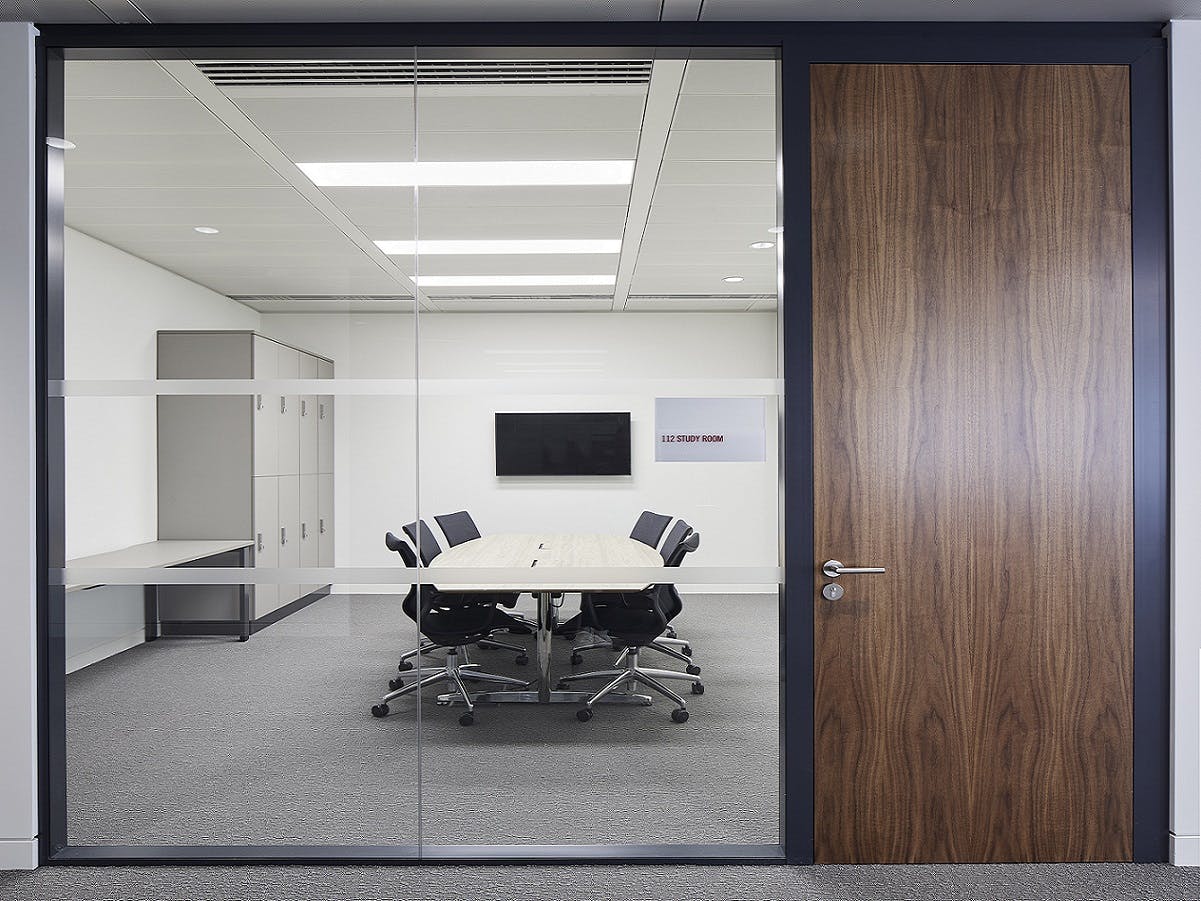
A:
[822, 559, 886, 579]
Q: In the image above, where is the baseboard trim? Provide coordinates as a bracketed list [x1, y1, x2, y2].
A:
[66, 628, 145, 674]
[0, 838, 38, 870]
[1170, 832, 1200, 866]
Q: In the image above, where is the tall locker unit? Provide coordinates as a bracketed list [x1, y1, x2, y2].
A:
[157, 331, 335, 632]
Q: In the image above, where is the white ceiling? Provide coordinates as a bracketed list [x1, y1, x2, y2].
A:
[44, 0, 1185, 315]
[63, 55, 780, 312]
[3, 0, 1199, 23]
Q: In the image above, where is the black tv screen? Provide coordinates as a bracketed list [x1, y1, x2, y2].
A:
[495, 412, 631, 476]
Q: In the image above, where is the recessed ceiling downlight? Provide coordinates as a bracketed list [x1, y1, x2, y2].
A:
[768, 226, 784, 234]
[46, 137, 75, 150]
[722, 276, 745, 284]
[749, 241, 775, 249]
[194, 226, 220, 235]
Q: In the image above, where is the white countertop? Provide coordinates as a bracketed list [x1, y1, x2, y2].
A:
[64, 539, 253, 593]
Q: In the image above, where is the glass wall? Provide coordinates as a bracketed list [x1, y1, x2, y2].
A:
[53, 46, 781, 854]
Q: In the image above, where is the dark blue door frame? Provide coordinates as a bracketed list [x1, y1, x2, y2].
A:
[35, 21, 1170, 866]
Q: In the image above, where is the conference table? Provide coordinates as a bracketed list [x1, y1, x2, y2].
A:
[428, 533, 662, 706]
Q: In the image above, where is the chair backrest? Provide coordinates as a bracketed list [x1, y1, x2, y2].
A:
[665, 530, 700, 567]
[660, 520, 693, 565]
[402, 520, 442, 565]
[630, 510, 672, 548]
[385, 531, 418, 568]
[435, 510, 481, 547]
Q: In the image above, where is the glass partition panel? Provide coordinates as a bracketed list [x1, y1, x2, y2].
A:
[412, 50, 783, 848]
[57, 53, 422, 848]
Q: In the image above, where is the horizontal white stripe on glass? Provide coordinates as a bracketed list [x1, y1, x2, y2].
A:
[49, 378, 785, 397]
[55, 566, 784, 588]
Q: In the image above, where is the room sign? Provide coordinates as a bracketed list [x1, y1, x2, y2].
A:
[654, 397, 766, 462]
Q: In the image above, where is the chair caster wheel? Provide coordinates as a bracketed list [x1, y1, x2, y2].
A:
[665, 627, 677, 639]
[459, 712, 474, 726]
[682, 645, 693, 657]
[398, 660, 413, 672]
[671, 708, 689, 723]
[570, 653, 583, 666]
[691, 682, 705, 695]
[388, 677, 404, 691]
[515, 654, 529, 666]
[686, 664, 701, 676]
[576, 708, 594, 722]
[371, 704, 390, 718]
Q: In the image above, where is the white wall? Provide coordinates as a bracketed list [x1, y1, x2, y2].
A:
[64, 227, 260, 559]
[261, 311, 781, 587]
[63, 228, 259, 670]
[1169, 18, 1201, 868]
[0, 22, 39, 871]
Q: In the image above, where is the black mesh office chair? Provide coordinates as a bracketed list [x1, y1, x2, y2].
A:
[373, 533, 529, 726]
[434, 510, 482, 547]
[557, 531, 704, 723]
[571, 521, 701, 675]
[392, 521, 531, 674]
[630, 510, 672, 548]
[554, 510, 675, 640]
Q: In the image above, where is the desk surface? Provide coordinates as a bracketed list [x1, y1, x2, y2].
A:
[430, 533, 662, 592]
[65, 539, 253, 592]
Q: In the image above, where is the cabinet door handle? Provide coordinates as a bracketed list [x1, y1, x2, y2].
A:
[302, 522, 308, 540]
[256, 394, 263, 411]
[319, 403, 325, 420]
[280, 527, 287, 546]
[257, 532, 264, 553]
[301, 399, 307, 417]
[319, 518, 325, 534]
[280, 397, 287, 415]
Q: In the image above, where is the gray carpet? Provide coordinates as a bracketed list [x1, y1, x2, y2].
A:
[65, 592, 779, 846]
[1, 863, 1197, 900]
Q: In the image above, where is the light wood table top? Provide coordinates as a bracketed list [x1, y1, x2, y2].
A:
[429, 533, 662, 592]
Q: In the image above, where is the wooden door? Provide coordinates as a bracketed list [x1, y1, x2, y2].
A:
[811, 64, 1133, 863]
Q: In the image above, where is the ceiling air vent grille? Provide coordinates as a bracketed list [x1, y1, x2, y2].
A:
[196, 60, 653, 87]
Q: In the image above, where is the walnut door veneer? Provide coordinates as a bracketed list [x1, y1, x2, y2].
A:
[811, 64, 1133, 863]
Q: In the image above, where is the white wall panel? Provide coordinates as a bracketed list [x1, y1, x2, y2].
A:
[1169, 18, 1201, 867]
[0, 21, 38, 871]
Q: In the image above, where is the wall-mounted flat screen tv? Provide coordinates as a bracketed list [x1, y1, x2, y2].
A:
[495, 412, 631, 476]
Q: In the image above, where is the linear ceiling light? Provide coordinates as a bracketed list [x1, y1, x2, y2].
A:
[298, 160, 635, 187]
[412, 275, 617, 287]
[375, 239, 622, 255]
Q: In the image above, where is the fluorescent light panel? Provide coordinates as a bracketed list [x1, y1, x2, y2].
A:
[413, 275, 616, 287]
[298, 160, 635, 187]
[376, 239, 621, 256]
